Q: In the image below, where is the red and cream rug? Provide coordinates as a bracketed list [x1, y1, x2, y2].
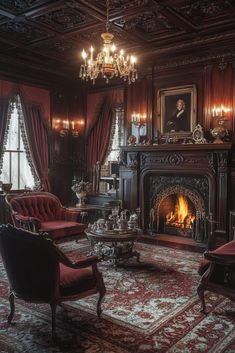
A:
[0, 240, 235, 352]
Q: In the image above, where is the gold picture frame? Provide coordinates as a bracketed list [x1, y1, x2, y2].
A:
[157, 84, 197, 138]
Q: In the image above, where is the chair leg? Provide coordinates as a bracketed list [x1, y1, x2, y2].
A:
[96, 277, 106, 317]
[50, 302, 57, 341]
[8, 292, 15, 324]
[197, 282, 206, 313]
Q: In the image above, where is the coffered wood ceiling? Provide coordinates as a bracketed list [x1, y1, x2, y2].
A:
[0, 0, 235, 84]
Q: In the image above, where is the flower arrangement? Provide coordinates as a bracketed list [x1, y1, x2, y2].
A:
[71, 180, 92, 194]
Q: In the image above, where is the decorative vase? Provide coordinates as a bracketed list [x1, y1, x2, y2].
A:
[211, 118, 227, 144]
[76, 191, 87, 207]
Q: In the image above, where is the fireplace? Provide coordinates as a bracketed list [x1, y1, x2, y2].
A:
[147, 175, 208, 243]
[119, 143, 232, 248]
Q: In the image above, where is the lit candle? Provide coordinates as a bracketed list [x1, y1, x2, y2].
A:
[132, 112, 136, 124]
[71, 121, 75, 130]
[82, 49, 87, 60]
[90, 46, 94, 61]
[212, 107, 215, 117]
[142, 114, 147, 124]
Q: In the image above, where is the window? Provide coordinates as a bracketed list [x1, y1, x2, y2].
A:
[99, 107, 124, 193]
[1, 95, 36, 190]
[105, 107, 124, 164]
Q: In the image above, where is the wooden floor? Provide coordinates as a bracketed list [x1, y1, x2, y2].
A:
[139, 232, 206, 253]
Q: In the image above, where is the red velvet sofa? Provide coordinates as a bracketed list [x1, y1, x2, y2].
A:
[6, 192, 86, 241]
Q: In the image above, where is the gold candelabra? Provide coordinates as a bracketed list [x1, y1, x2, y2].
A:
[211, 105, 230, 143]
[131, 113, 146, 144]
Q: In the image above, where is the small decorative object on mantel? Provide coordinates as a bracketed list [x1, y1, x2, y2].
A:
[127, 135, 136, 146]
[211, 118, 228, 144]
[71, 179, 92, 207]
[192, 124, 207, 144]
[211, 104, 230, 144]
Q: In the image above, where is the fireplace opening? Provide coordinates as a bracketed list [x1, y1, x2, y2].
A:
[160, 193, 195, 237]
[148, 182, 208, 243]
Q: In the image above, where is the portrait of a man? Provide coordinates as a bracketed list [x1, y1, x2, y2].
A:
[165, 95, 191, 132]
[158, 85, 197, 136]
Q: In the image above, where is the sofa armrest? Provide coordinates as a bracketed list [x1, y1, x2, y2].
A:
[61, 207, 80, 221]
[55, 243, 99, 268]
[14, 213, 41, 232]
[204, 251, 235, 266]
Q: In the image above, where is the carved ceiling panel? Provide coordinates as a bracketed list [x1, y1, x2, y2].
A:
[114, 11, 179, 37]
[0, 0, 234, 81]
[0, 0, 40, 14]
[177, 0, 233, 25]
[35, 6, 93, 32]
[0, 20, 50, 43]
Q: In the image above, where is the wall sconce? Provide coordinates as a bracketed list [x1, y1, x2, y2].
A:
[52, 118, 84, 138]
[131, 112, 147, 143]
[211, 104, 230, 143]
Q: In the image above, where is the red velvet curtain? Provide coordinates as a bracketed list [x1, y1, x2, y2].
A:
[0, 99, 9, 158]
[21, 102, 51, 192]
[86, 95, 113, 176]
[85, 89, 124, 177]
[0, 79, 51, 191]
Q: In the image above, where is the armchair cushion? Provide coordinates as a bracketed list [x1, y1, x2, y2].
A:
[59, 264, 97, 296]
[40, 221, 86, 240]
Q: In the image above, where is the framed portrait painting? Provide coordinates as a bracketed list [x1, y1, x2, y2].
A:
[157, 84, 197, 137]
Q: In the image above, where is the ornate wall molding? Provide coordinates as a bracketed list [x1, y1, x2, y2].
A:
[154, 50, 234, 72]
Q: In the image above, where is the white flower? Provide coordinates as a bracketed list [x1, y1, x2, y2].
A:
[71, 180, 92, 193]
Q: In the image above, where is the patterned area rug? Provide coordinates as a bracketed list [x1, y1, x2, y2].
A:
[1, 239, 235, 353]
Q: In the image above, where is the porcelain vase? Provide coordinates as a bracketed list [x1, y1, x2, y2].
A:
[76, 191, 87, 207]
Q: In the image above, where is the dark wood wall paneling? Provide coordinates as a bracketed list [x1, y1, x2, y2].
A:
[50, 84, 87, 206]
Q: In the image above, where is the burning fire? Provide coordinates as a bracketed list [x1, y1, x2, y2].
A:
[166, 194, 195, 229]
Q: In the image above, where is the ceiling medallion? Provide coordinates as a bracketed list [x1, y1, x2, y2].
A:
[79, 0, 138, 84]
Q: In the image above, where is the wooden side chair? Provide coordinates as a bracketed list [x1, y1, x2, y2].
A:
[0, 224, 106, 340]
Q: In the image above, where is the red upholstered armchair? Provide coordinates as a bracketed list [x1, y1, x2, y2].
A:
[0, 224, 106, 340]
[197, 240, 235, 313]
[6, 192, 86, 241]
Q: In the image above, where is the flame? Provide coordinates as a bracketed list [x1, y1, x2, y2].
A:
[166, 194, 195, 229]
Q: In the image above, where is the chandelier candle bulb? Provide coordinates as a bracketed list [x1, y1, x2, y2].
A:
[82, 49, 87, 60]
[90, 46, 94, 61]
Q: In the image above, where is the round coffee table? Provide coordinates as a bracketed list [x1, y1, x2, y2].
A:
[85, 228, 140, 269]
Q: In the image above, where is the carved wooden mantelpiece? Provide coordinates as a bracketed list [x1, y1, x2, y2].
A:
[119, 143, 232, 246]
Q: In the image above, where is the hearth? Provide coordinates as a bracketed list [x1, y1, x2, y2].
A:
[119, 143, 232, 248]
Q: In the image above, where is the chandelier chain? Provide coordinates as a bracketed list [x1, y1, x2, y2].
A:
[106, 0, 109, 32]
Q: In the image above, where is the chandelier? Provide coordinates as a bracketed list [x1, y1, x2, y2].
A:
[79, 0, 138, 84]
